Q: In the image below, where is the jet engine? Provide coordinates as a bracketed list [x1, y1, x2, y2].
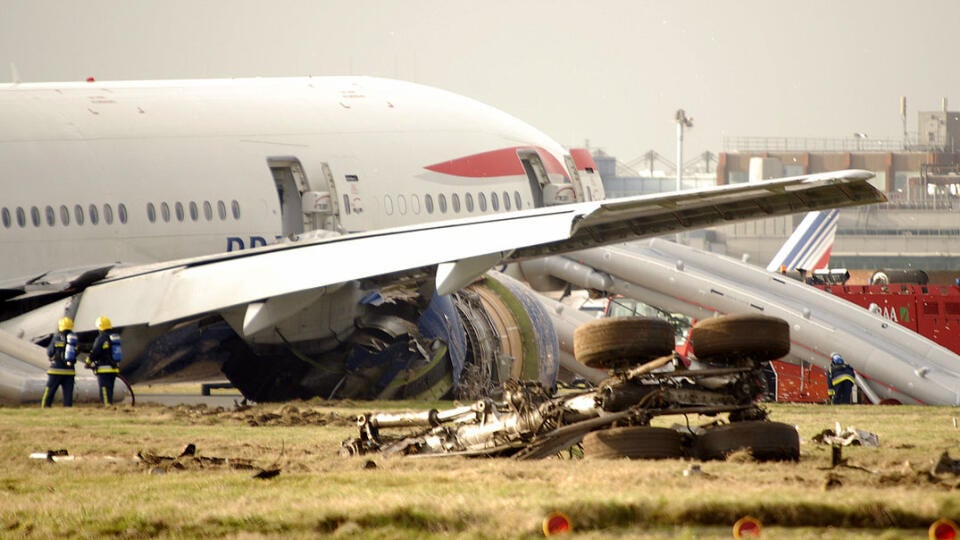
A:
[115, 270, 563, 402]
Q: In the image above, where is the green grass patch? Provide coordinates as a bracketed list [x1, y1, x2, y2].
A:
[1, 401, 959, 538]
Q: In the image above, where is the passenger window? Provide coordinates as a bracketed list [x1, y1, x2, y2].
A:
[465, 193, 474, 212]
[411, 194, 421, 214]
[160, 202, 170, 222]
[89, 204, 99, 225]
[189, 201, 199, 221]
[478, 193, 487, 212]
[503, 191, 511, 211]
[147, 203, 156, 223]
[424, 194, 434, 214]
[397, 194, 407, 215]
[384, 195, 394, 216]
[491, 192, 500, 211]
[175, 202, 184, 222]
[231, 200, 241, 220]
[31, 206, 41, 227]
[217, 201, 227, 220]
[514, 191, 522, 210]
[1, 208, 10, 228]
[438, 193, 447, 214]
[118, 203, 128, 224]
[104, 204, 114, 225]
[16, 207, 25, 228]
[203, 201, 213, 221]
[452, 193, 461, 213]
[342, 194, 351, 215]
[45, 206, 55, 226]
[60, 205, 70, 226]
[74, 204, 84, 225]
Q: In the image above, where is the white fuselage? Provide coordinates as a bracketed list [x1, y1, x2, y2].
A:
[0, 76, 604, 281]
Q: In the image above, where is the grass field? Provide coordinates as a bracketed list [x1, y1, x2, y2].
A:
[2, 396, 959, 539]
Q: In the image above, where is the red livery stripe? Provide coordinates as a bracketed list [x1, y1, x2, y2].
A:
[425, 147, 569, 179]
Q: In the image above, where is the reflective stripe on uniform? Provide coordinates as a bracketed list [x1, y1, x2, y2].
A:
[95, 367, 120, 374]
[46, 368, 76, 375]
[831, 374, 856, 386]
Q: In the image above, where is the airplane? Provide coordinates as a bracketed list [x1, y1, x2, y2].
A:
[0, 76, 886, 403]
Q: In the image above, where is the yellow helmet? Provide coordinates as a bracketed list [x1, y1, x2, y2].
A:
[95, 316, 112, 331]
[58, 317, 74, 332]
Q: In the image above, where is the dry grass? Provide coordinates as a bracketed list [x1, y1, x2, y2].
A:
[1, 400, 958, 539]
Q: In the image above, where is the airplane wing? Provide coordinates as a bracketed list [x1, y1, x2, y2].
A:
[67, 169, 882, 334]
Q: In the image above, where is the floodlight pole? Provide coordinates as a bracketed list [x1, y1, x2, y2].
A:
[675, 109, 693, 191]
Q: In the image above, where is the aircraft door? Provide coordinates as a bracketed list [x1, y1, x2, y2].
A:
[268, 158, 341, 236]
[564, 155, 585, 202]
[313, 162, 341, 232]
[517, 150, 547, 208]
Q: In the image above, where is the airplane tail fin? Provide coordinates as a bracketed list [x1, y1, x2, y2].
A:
[765, 209, 838, 273]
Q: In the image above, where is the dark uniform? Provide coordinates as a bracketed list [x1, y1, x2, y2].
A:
[828, 352, 856, 404]
[43, 318, 78, 407]
[88, 317, 122, 405]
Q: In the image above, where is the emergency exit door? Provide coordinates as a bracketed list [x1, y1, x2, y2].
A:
[269, 158, 309, 238]
[517, 150, 547, 208]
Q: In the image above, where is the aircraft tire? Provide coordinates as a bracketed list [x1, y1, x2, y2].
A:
[574, 317, 675, 369]
[694, 421, 799, 462]
[689, 314, 790, 363]
[582, 426, 684, 459]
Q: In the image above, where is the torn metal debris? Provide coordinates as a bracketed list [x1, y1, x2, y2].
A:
[812, 424, 880, 448]
[341, 314, 803, 461]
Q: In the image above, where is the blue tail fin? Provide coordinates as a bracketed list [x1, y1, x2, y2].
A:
[766, 209, 838, 273]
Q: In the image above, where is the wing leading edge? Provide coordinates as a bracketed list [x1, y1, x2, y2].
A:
[70, 169, 884, 333]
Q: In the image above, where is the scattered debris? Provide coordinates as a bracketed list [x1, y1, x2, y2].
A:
[812, 424, 880, 448]
[252, 468, 280, 480]
[932, 450, 960, 476]
[28, 449, 73, 463]
[822, 472, 844, 490]
[135, 443, 278, 478]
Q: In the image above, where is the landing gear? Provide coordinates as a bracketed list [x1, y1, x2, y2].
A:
[689, 314, 790, 364]
[695, 421, 800, 462]
[573, 317, 675, 369]
[582, 426, 684, 459]
[572, 314, 796, 462]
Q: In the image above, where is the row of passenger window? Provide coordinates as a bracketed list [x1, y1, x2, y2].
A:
[1, 199, 243, 229]
[145, 200, 241, 223]
[1, 203, 130, 229]
[383, 190, 523, 216]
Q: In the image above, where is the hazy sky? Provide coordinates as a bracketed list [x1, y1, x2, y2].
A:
[2, 0, 957, 164]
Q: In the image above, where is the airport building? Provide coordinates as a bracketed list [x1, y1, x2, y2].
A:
[594, 102, 960, 281]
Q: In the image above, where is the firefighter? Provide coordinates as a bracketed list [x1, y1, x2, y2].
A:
[87, 316, 123, 405]
[827, 352, 856, 404]
[42, 316, 78, 407]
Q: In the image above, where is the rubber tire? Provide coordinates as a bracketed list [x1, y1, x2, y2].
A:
[582, 426, 684, 460]
[689, 314, 790, 363]
[574, 317, 675, 369]
[694, 421, 800, 462]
